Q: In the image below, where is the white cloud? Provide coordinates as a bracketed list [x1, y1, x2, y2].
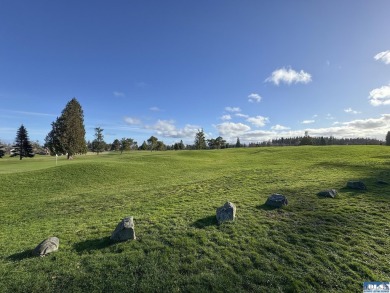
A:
[301, 115, 390, 139]
[113, 91, 125, 97]
[248, 93, 262, 103]
[265, 67, 312, 85]
[374, 50, 390, 65]
[216, 122, 251, 137]
[342, 115, 390, 129]
[124, 117, 141, 125]
[214, 114, 390, 143]
[235, 113, 249, 118]
[213, 114, 390, 143]
[150, 106, 162, 112]
[344, 108, 361, 114]
[225, 106, 241, 112]
[271, 124, 290, 130]
[221, 114, 232, 121]
[246, 116, 269, 127]
[369, 84, 390, 106]
[148, 120, 199, 139]
[301, 120, 315, 124]
[326, 114, 335, 120]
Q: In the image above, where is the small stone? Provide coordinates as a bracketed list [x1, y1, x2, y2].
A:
[216, 202, 236, 224]
[33, 237, 59, 257]
[347, 181, 367, 190]
[111, 217, 136, 242]
[317, 189, 337, 198]
[265, 194, 288, 208]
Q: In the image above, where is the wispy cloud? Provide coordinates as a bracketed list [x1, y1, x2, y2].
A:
[369, 84, 390, 106]
[221, 114, 231, 121]
[235, 113, 249, 118]
[326, 114, 335, 120]
[113, 91, 125, 97]
[124, 116, 141, 125]
[150, 106, 162, 112]
[374, 50, 390, 65]
[271, 124, 290, 130]
[246, 116, 269, 127]
[225, 106, 241, 112]
[1, 109, 56, 117]
[265, 67, 312, 85]
[344, 108, 361, 114]
[301, 120, 315, 124]
[248, 93, 262, 103]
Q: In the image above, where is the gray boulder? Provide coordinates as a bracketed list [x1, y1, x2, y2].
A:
[265, 194, 288, 208]
[216, 202, 236, 224]
[111, 216, 136, 242]
[33, 237, 59, 257]
[317, 189, 337, 198]
[347, 181, 367, 190]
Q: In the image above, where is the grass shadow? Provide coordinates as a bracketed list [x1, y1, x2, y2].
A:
[191, 215, 217, 229]
[73, 236, 113, 253]
[339, 187, 367, 195]
[7, 249, 34, 261]
[256, 204, 280, 211]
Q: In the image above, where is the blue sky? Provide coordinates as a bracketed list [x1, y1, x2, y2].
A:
[1, 0, 390, 145]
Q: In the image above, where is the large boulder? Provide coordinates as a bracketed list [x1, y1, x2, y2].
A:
[265, 194, 288, 208]
[33, 237, 59, 257]
[111, 216, 136, 242]
[317, 189, 337, 198]
[216, 202, 236, 224]
[347, 181, 367, 190]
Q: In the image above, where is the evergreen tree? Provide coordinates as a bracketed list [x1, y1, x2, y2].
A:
[139, 141, 148, 150]
[235, 137, 242, 148]
[194, 129, 207, 150]
[207, 136, 226, 149]
[45, 98, 87, 159]
[300, 131, 313, 145]
[92, 127, 105, 154]
[179, 140, 185, 150]
[147, 136, 158, 151]
[0, 142, 5, 158]
[174, 140, 185, 150]
[11, 125, 35, 160]
[386, 131, 390, 146]
[155, 140, 166, 151]
[120, 138, 134, 154]
[111, 139, 121, 151]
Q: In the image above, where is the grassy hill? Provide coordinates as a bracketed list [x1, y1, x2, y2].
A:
[0, 146, 389, 292]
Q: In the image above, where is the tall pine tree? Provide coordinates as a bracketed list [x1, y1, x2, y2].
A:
[92, 127, 105, 154]
[194, 129, 207, 150]
[45, 98, 87, 159]
[11, 125, 34, 160]
[235, 137, 242, 148]
[0, 142, 6, 158]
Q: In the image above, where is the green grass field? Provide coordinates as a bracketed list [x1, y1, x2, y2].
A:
[1, 146, 389, 292]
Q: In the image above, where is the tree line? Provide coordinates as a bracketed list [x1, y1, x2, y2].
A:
[249, 135, 384, 147]
[1, 98, 390, 159]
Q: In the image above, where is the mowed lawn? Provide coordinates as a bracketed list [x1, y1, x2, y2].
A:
[0, 146, 389, 292]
